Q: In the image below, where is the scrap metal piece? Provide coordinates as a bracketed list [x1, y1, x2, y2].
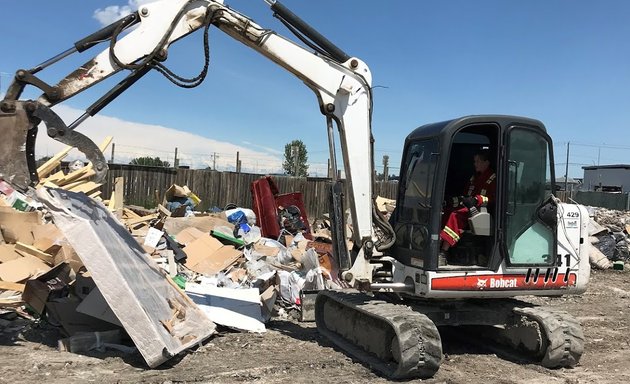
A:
[36, 188, 216, 368]
[0, 102, 38, 190]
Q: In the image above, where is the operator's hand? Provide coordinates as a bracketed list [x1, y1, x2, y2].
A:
[461, 196, 477, 209]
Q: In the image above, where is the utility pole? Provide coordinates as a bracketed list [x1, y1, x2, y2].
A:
[564, 141, 570, 192]
[174, 147, 179, 168]
[212, 152, 218, 170]
[109, 143, 115, 164]
[597, 146, 601, 166]
[383, 155, 389, 182]
[236, 151, 240, 173]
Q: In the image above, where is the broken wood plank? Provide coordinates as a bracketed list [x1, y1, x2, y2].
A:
[37, 146, 73, 179]
[41, 170, 66, 185]
[68, 181, 101, 195]
[111, 177, 124, 211]
[14, 242, 54, 265]
[88, 190, 102, 199]
[124, 213, 158, 227]
[57, 167, 94, 186]
[123, 208, 142, 219]
[59, 180, 83, 191]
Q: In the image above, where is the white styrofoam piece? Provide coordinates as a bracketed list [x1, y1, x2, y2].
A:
[185, 284, 265, 333]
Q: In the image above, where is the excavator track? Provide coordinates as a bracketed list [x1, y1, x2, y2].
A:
[512, 305, 584, 367]
[315, 290, 442, 380]
[445, 300, 584, 368]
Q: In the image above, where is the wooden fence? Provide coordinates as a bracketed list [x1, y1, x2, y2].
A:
[99, 164, 399, 219]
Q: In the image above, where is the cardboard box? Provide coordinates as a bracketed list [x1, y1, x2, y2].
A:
[31, 223, 63, 251]
[52, 243, 84, 273]
[22, 262, 72, 314]
[163, 184, 200, 205]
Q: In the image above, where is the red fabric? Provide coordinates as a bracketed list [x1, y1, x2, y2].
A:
[440, 207, 469, 246]
[441, 169, 496, 246]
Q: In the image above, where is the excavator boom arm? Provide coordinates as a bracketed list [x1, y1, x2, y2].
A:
[0, 0, 387, 276]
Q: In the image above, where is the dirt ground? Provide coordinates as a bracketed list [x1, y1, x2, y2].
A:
[0, 268, 628, 384]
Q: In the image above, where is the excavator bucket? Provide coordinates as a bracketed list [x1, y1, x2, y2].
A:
[0, 100, 108, 191]
[0, 103, 38, 190]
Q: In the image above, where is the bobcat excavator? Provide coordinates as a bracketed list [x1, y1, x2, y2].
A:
[0, 0, 589, 379]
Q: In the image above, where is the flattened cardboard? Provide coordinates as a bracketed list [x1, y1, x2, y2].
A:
[252, 242, 280, 257]
[0, 244, 20, 263]
[175, 227, 205, 245]
[0, 207, 40, 245]
[184, 233, 242, 275]
[163, 214, 231, 236]
[0, 255, 50, 283]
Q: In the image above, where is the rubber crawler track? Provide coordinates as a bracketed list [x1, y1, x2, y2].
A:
[315, 290, 442, 379]
[514, 306, 584, 368]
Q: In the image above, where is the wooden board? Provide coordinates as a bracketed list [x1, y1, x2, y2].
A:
[15, 242, 54, 265]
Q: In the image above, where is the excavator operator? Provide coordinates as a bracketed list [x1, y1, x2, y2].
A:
[439, 149, 496, 265]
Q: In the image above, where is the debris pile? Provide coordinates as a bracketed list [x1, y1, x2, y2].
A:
[0, 163, 384, 369]
[588, 207, 630, 270]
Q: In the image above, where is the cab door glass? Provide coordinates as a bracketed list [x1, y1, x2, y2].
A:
[394, 139, 438, 256]
[505, 128, 555, 265]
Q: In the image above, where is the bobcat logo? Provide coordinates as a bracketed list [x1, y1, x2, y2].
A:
[477, 278, 488, 288]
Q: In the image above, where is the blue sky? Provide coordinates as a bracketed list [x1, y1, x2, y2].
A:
[1, 0, 629, 177]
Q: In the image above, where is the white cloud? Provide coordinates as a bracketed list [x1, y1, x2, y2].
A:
[93, 0, 155, 26]
[35, 105, 283, 174]
[242, 141, 284, 155]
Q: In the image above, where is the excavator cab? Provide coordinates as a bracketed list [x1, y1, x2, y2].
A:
[318, 114, 586, 379]
[389, 115, 557, 272]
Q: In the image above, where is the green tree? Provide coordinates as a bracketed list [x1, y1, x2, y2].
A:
[282, 140, 308, 177]
[129, 156, 170, 167]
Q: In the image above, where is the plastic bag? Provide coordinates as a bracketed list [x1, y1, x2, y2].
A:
[259, 237, 293, 264]
[595, 234, 617, 260]
[225, 208, 257, 226]
[241, 225, 262, 244]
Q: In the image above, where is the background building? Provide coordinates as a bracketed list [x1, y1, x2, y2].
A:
[582, 164, 630, 192]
